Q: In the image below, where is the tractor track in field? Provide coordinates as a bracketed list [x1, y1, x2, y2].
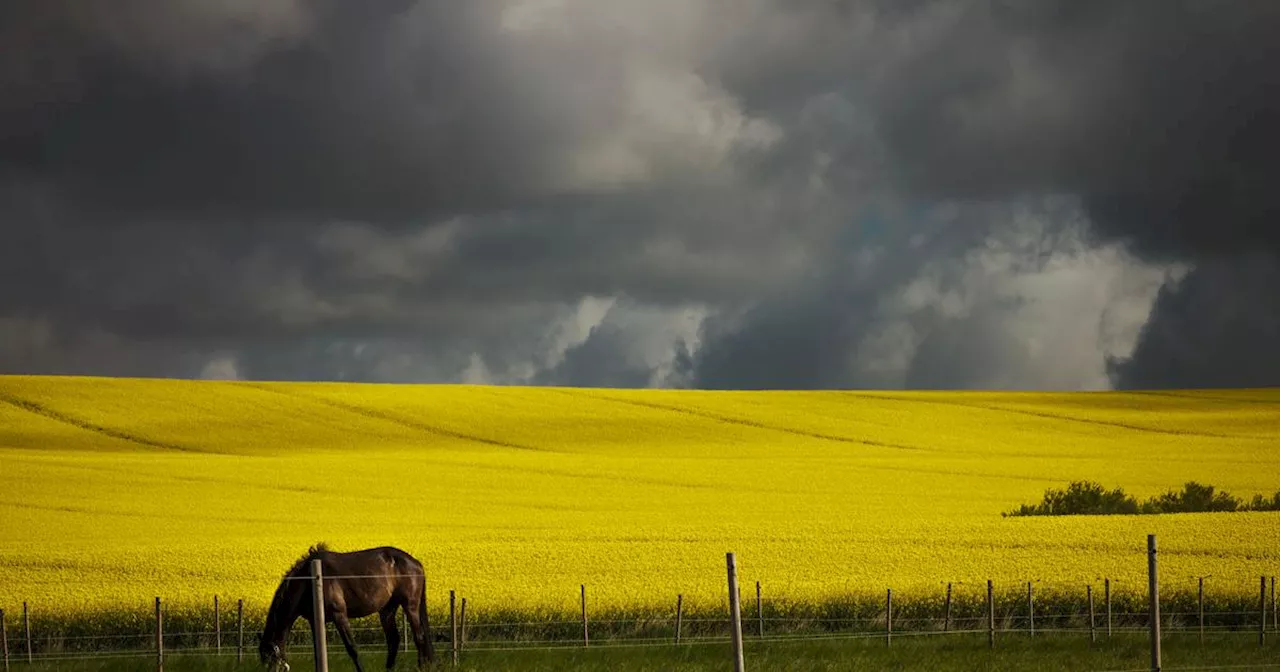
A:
[848, 392, 1242, 440]
[548, 388, 926, 452]
[1131, 389, 1280, 406]
[0, 392, 205, 453]
[237, 382, 552, 452]
[0, 497, 303, 525]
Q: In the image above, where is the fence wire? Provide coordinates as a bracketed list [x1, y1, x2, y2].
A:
[2, 571, 1276, 669]
[3, 615, 1275, 655]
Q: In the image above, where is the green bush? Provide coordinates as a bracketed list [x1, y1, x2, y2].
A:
[1003, 481, 1138, 517]
[1139, 481, 1240, 513]
[1245, 490, 1280, 511]
[1006, 481, 1280, 517]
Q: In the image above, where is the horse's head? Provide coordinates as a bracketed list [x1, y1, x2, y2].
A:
[260, 572, 302, 669]
[258, 633, 287, 669]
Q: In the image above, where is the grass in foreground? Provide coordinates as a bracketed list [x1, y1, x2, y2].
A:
[14, 632, 1280, 672]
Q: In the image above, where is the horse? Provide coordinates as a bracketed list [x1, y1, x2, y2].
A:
[258, 543, 436, 671]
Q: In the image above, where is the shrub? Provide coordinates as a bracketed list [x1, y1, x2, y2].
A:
[1245, 490, 1280, 512]
[1140, 481, 1241, 514]
[1004, 481, 1138, 517]
[1007, 481, 1280, 517]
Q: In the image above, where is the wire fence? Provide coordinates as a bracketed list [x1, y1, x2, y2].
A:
[5, 629, 1280, 669]
[2, 581, 1277, 665]
[1, 549, 1277, 672]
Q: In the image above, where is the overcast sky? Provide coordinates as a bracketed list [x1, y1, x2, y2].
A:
[1, 0, 1277, 389]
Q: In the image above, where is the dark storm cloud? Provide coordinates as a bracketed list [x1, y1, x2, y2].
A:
[0, 1, 551, 222]
[0, 0, 793, 383]
[1, 0, 1277, 388]
[533, 325, 661, 388]
[865, 0, 1280, 260]
[689, 195, 1165, 391]
[697, 0, 1280, 388]
[690, 206, 974, 390]
[1108, 253, 1280, 389]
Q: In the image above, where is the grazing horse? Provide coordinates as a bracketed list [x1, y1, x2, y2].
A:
[259, 543, 436, 671]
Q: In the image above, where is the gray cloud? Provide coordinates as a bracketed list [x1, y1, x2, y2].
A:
[861, 0, 1280, 260]
[532, 298, 705, 388]
[1108, 253, 1280, 389]
[1, 0, 1276, 389]
[692, 196, 1173, 390]
[700, 0, 1280, 388]
[2, 0, 780, 222]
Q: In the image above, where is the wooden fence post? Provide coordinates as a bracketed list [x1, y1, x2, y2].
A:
[1261, 576, 1268, 647]
[987, 580, 995, 649]
[237, 599, 244, 664]
[1027, 582, 1034, 638]
[1088, 585, 1096, 644]
[579, 585, 588, 648]
[22, 602, 30, 664]
[311, 559, 329, 672]
[155, 597, 163, 672]
[1272, 576, 1277, 633]
[214, 595, 221, 654]
[944, 583, 952, 632]
[726, 553, 745, 672]
[459, 598, 467, 653]
[756, 581, 763, 638]
[1198, 576, 1205, 646]
[675, 594, 683, 645]
[885, 588, 892, 647]
[1148, 535, 1161, 672]
[1, 608, 9, 672]
[450, 590, 458, 666]
[1105, 578, 1112, 638]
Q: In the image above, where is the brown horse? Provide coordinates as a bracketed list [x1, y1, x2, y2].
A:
[259, 543, 436, 671]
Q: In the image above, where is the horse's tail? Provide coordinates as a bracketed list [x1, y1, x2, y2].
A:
[419, 573, 436, 662]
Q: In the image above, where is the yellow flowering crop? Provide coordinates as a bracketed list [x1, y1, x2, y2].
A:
[0, 376, 1277, 622]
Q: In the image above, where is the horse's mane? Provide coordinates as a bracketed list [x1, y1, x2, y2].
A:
[282, 542, 332, 579]
[264, 542, 332, 630]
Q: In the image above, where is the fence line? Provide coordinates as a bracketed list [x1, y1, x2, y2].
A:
[8, 629, 1276, 665]
[4, 624, 1277, 668]
[4, 611, 1273, 651]
[3, 565, 1277, 670]
[3, 607, 1272, 640]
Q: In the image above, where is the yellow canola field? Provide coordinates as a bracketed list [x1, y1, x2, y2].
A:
[1, 376, 1278, 620]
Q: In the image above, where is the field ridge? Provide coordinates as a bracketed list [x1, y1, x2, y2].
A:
[238, 382, 549, 452]
[0, 390, 199, 453]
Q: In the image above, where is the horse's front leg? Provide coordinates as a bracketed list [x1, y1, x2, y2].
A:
[332, 612, 365, 672]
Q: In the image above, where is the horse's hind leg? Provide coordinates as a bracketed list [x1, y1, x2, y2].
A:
[379, 606, 401, 670]
[404, 597, 429, 669]
[332, 612, 366, 672]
